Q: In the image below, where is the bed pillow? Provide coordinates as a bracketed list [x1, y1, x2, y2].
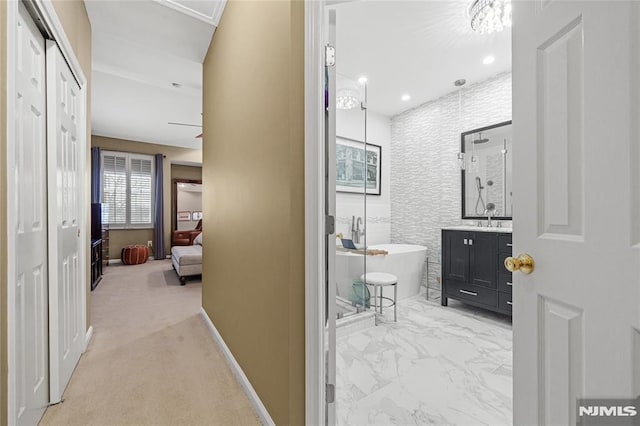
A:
[193, 232, 203, 246]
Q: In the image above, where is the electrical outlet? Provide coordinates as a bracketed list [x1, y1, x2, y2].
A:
[147, 240, 153, 248]
[436, 276, 441, 284]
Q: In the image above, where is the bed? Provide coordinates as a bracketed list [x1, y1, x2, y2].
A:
[171, 233, 202, 285]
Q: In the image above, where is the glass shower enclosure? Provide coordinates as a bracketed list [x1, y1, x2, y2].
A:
[333, 72, 371, 321]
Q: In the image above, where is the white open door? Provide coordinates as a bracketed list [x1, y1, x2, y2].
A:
[10, 3, 50, 425]
[512, 1, 640, 424]
[46, 40, 86, 403]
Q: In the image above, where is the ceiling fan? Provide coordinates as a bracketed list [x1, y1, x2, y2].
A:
[167, 121, 202, 139]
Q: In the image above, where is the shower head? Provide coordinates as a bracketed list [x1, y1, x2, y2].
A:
[473, 132, 490, 144]
[475, 176, 484, 190]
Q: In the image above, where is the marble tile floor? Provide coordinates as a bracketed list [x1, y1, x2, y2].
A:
[336, 289, 512, 426]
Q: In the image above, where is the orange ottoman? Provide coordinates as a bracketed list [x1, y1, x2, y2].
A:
[121, 245, 149, 265]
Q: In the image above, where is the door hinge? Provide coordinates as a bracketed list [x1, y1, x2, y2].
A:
[326, 383, 335, 403]
[325, 45, 336, 67]
[326, 215, 335, 236]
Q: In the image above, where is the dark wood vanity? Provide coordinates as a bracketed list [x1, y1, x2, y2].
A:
[441, 228, 512, 316]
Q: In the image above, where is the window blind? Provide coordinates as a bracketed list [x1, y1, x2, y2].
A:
[101, 151, 155, 228]
[102, 154, 127, 225]
[129, 157, 153, 225]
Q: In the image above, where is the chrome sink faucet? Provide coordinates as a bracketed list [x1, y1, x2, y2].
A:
[484, 203, 496, 228]
[351, 216, 364, 244]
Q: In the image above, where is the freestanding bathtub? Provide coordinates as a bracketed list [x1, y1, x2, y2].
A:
[335, 243, 428, 303]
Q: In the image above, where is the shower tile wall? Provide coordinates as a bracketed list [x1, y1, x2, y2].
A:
[390, 72, 512, 293]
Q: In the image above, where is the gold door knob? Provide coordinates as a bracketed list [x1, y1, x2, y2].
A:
[504, 253, 535, 274]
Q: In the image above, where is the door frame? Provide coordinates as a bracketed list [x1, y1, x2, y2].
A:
[6, 0, 89, 421]
[304, 0, 326, 424]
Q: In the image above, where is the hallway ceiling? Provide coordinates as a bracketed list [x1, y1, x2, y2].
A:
[334, 1, 512, 117]
[86, 0, 226, 149]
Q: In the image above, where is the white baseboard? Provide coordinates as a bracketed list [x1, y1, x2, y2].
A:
[84, 326, 94, 352]
[199, 307, 275, 426]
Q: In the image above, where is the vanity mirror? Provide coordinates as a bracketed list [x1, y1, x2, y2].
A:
[461, 120, 512, 220]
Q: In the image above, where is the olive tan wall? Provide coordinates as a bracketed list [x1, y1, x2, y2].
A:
[171, 164, 202, 181]
[201, 1, 305, 424]
[0, 2, 91, 424]
[91, 135, 202, 259]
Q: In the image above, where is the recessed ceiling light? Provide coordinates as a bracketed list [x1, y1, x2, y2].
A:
[482, 56, 495, 65]
[358, 76, 368, 84]
[401, 94, 411, 101]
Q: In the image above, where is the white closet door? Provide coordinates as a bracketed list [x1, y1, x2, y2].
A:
[512, 1, 640, 425]
[46, 40, 85, 403]
[11, 3, 49, 425]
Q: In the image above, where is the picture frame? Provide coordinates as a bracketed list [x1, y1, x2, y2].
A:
[336, 137, 382, 195]
[192, 211, 202, 221]
[177, 211, 191, 221]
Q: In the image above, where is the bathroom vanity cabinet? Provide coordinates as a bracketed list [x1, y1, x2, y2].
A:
[441, 228, 512, 316]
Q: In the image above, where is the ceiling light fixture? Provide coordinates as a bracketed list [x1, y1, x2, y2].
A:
[468, 0, 512, 34]
[483, 55, 495, 65]
[401, 94, 411, 101]
[358, 76, 368, 84]
[336, 88, 359, 110]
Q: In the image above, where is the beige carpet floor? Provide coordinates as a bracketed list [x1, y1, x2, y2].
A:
[40, 260, 260, 426]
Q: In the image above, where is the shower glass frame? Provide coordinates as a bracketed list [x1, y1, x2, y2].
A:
[334, 75, 371, 319]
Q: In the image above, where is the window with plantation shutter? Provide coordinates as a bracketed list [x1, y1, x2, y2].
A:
[129, 157, 153, 225]
[101, 151, 155, 228]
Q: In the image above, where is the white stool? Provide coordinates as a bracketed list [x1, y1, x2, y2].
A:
[360, 272, 398, 322]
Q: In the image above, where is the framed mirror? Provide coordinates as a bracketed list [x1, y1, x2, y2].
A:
[172, 179, 203, 230]
[461, 120, 512, 220]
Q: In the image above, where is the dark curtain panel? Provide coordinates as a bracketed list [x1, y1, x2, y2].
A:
[91, 147, 101, 203]
[153, 154, 166, 259]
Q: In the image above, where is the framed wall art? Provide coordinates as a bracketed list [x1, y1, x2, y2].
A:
[336, 137, 382, 195]
[177, 211, 191, 221]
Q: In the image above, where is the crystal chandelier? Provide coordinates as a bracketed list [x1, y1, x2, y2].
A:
[336, 88, 359, 110]
[468, 0, 512, 34]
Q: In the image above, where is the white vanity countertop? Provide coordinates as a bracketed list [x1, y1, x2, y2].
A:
[443, 225, 513, 233]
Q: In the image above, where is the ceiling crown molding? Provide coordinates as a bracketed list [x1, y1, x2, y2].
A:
[152, 0, 227, 27]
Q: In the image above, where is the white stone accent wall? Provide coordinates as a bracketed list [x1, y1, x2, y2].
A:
[390, 72, 512, 292]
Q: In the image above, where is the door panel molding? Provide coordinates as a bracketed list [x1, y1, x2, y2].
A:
[46, 39, 85, 403]
[513, 1, 640, 424]
[536, 15, 584, 239]
[538, 296, 583, 425]
[7, 1, 88, 423]
[8, 3, 50, 425]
